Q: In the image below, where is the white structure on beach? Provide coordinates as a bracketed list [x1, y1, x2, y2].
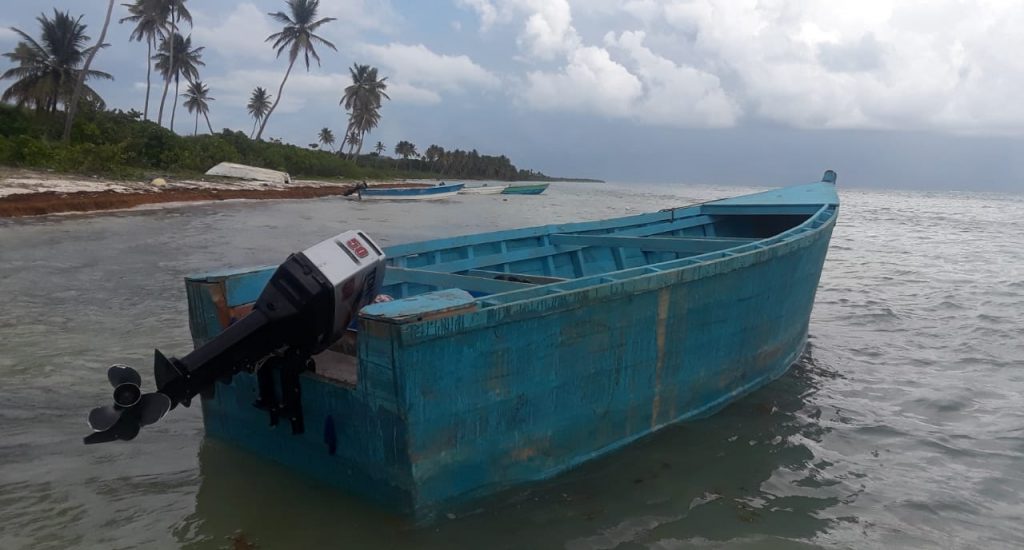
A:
[205, 162, 291, 184]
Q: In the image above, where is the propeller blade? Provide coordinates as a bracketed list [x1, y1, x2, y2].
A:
[137, 393, 172, 426]
[84, 416, 141, 444]
[84, 429, 121, 445]
[107, 364, 141, 388]
[113, 418, 141, 441]
[88, 405, 122, 432]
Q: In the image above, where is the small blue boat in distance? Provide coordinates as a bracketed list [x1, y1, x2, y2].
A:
[501, 183, 549, 195]
[184, 171, 840, 521]
[357, 182, 464, 201]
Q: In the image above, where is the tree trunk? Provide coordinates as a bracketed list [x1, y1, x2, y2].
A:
[256, 58, 295, 141]
[204, 112, 213, 134]
[167, 9, 176, 127]
[354, 133, 365, 159]
[170, 75, 179, 132]
[250, 118, 259, 138]
[343, 121, 354, 159]
[63, 0, 115, 142]
[157, 77, 171, 126]
[143, 37, 152, 120]
[194, 112, 198, 135]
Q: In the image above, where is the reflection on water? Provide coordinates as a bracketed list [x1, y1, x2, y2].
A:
[2, 182, 1023, 549]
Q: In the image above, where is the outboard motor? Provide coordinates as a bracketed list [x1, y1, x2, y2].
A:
[84, 230, 386, 444]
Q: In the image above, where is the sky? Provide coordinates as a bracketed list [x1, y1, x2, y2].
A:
[2, 0, 1024, 191]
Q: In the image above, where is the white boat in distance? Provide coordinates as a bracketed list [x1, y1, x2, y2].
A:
[459, 184, 509, 195]
[205, 162, 291, 184]
[357, 183, 465, 201]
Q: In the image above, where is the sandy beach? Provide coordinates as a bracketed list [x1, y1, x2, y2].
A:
[0, 168, 430, 217]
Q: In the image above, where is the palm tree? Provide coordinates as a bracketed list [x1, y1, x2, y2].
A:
[256, 0, 337, 140]
[1, 10, 113, 113]
[153, 32, 204, 133]
[346, 105, 381, 158]
[394, 140, 417, 169]
[120, 0, 167, 121]
[181, 79, 213, 135]
[318, 127, 335, 151]
[340, 64, 389, 159]
[425, 144, 444, 165]
[63, 0, 116, 143]
[246, 86, 272, 138]
[345, 130, 361, 157]
[153, 0, 193, 128]
[374, 141, 385, 155]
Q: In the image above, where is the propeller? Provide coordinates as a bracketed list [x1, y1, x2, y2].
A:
[84, 365, 171, 444]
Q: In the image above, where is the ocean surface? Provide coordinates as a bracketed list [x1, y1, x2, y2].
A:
[1, 181, 1021, 549]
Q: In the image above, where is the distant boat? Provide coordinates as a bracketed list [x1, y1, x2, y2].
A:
[502, 183, 549, 195]
[205, 162, 291, 184]
[179, 171, 839, 522]
[357, 183, 464, 201]
[459, 184, 509, 195]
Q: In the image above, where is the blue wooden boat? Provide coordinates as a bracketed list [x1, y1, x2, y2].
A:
[185, 172, 839, 521]
[357, 183, 464, 201]
[501, 183, 549, 195]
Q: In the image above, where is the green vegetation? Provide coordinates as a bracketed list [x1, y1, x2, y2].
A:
[0, 104, 597, 182]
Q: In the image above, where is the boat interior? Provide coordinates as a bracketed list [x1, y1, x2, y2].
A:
[377, 202, 834, 308]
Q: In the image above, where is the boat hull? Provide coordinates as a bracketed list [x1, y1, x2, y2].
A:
[501, 183, 549, 195]
[187, 180, 838, 522]
[459, 185, 508, 195]
[358, 184, 463, 201]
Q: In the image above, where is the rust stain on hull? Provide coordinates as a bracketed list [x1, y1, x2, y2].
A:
[650, 287, 671, 428]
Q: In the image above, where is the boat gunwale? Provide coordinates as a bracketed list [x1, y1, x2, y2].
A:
[376, 203, 838, 344]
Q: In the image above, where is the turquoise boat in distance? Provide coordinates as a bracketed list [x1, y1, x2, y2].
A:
[501, 183, 549, 195]
[186, 171, 840, 522]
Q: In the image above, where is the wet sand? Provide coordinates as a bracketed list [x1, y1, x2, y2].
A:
[0, 186, 363, 217]
[0, 169, 434, 217]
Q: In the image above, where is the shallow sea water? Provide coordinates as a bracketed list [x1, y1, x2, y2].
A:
[1, 181, 1022, 549]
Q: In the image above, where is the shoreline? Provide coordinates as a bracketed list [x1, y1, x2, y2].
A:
[0, 186, 364, 217]
[0, 169, 437, 218]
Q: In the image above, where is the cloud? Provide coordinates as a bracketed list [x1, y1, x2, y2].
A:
[317, 0, 399, 34]
[510, 2, 738, 127]
[455, 0, 579, 59]
[466, 0, 1024, 134]
[192, 3, 277, 62]
[456, 0, 500, 32]
[522, 46, 641, 117]
[655, 0, 1024, 133]
[0, 25, 17, 42]
[386, 82, 443, 105]
[521, 33, 738, 128]
[517, 0, 579, 59]
[359, 42, 500, 97]
[605, 31, 739, 127]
